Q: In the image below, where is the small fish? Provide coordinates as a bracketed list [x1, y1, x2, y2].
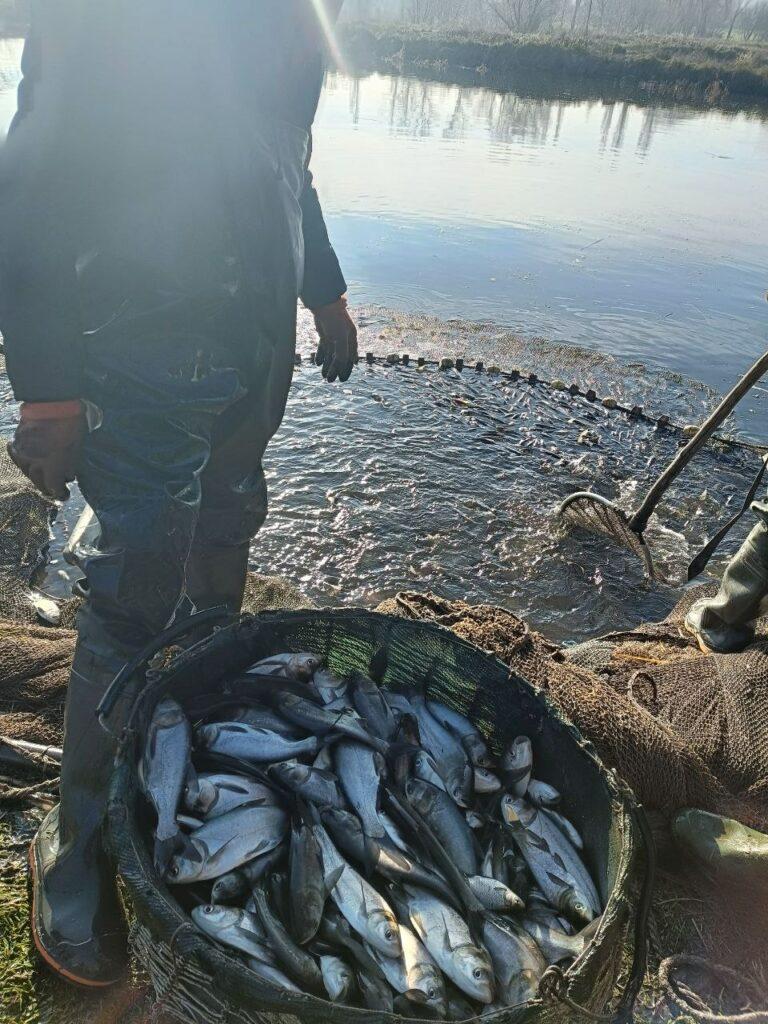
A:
[335, 741, 387, 838]
[519, 915, 592, 964]
[168, 804, 288, 883]
[312, 668, 349, 706]
[246, 652, 321, 681]
[226, 705, 302, 737]
[350, 671, 397, 741]
[268, 759, 346, 809]
[314, 825, 401, 957]
[405, 778, 478, 877]
[413, 750, 448, 793]
[501, 796, 599, 926]
[466, 809, 485, 830]
[320, 954, 355, 1002]
[192, 904, 270, 961]
[211, 870, 248, 903]
[242, 844, 286, 886]
[473, 766, 501, 794]
[141, 698, 192, 874]
[184, 772, 279, 819]
[501, 737, 533, 797]
[401, 885, 495, 1004]
[276, 693, 388, 754]
[526, 779, 562, 809]
[196, 722, 320, 762]
[288, 815, 325, 945]
[410, 695, 473, 808]
[467, 874, 525, 913]
[357, 967, 395, 1012]
[481, 913, 547, 1006]
[250, 886, 324, 994]
[426, 700, 493, 769]
[367, 923, 447, 1018]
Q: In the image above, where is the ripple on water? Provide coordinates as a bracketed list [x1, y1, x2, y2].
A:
[1, 308, 763, 644]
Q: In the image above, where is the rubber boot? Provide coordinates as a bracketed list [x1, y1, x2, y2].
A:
[685, 520, 768, 653]
[29, 641, 128, 987]
[673, 809, 768, 893]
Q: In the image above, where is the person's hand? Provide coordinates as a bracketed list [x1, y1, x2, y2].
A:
[8, 401, 86, 500]
[312, 296, 358, 383]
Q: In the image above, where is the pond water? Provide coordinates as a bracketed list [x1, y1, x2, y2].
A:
[1, 38, 767, 641]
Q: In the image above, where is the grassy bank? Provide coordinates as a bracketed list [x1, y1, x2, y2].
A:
[339, 23, 768, 103]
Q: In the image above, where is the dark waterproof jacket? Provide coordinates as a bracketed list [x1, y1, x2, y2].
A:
[0, 0, 347, 402]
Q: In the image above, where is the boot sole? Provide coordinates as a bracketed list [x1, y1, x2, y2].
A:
[684, 619, 716, 654]
[28, 843, 121, 990]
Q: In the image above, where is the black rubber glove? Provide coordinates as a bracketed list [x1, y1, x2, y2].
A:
[313, 296, 358, 384]
[8, 401, 86, 501]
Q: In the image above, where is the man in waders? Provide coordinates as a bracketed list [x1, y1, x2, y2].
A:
[686, 506, 768, 653]
[0, 1, 355, 987]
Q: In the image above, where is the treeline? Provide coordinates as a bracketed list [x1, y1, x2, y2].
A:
[341, 0, 768, 40]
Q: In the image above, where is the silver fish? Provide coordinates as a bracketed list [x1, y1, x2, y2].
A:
[357, 968, 395, 1012]
[405, 778, 478, 877]
[184, 773, 279, 819]
[242, 844, 286, 886]
[519, 916, 591, 964]
[277, 693, 389, 755]
[410, 695, 473, 808]
[501, 737, 533, 797]
[473, 766, 501, 794]
[466, 810, 485, 830]
[141, 698, 192, 873]
[501, 797, 599, 926]
[312, 668, 349, 706]
[226, 705, 302, 737]
[481, 913, 546, 1006]
[247, 958, 303, 991]
[426, 700, 492, 768]
[320, 954, 355, 1002]
[211, 870, 249, 903]
[335, 742, 387, 838]
[314, 825, 401, 957]
[350, 672, 397, 741]
[401, 885, 494, 1004]
[191, 904, 271, 960]
[168, 803, 288, 883]
[246, 652, 321, 680]
[368, 923, 447, 1018]
[268, 759, 346, 809]
[467, 874, 525, 913]
[526, 779, 562, 809]
[196, 722, 320, 762]
[413, 750, 448, 793]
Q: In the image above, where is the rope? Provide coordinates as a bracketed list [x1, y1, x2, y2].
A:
[296, 350, 767, 457]
[538, 965, 616, 1021]
[659, 956, 768, 1023]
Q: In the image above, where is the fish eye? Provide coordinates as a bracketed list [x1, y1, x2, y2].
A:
[204, 905, 214, 914]
[428, 988, 436, 999]
[473, 968, 484, 979]
[169, 864, 179, 877]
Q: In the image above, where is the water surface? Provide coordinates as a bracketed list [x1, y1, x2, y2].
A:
[1, 40, 766, 640]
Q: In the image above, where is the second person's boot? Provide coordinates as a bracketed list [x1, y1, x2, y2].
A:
[28, 641, 128, 987]
[686, 519, 768, 653]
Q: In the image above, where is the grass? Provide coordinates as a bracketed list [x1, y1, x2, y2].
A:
[339, 23, 768, 104]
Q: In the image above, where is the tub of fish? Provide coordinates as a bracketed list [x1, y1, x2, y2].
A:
[106, 609, 651, 1024]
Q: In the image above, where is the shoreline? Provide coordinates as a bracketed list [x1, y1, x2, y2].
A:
[338, 23, 768, 108]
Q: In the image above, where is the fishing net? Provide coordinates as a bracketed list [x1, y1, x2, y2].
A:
[377, 590, 768, 834]
[107, 609, 647, 1024]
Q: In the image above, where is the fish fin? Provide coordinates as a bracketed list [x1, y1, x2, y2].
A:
[324, 865, 344, 894]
